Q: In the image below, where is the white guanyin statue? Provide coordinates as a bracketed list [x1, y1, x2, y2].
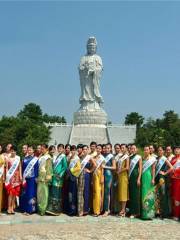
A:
[79, 37, 104, 110]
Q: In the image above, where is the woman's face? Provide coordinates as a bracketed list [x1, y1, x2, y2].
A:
[65, 146, 71, 155]
[28, 147, 34, 156]
[10, 149, 16, 157]
[96, 146, 102, 155]
[105, 145, 111, 154]
[121, 145, 127, 154]
[174, 147, 180, 155]
[77, 148, 83, 155]
[71, 149, 76, 156]
[144, 147, 150, 157]
[130, 145, 137, 155]
[114, 145, 121, 154]
[158, 148, 164, 157]
[82, 147, 88, 156]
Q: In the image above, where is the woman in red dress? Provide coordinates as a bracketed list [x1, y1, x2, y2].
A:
[5, 145, 22, 214]
[171, 146, 180, 221]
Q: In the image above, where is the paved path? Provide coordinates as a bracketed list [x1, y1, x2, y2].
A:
[0, 213, 179, 240]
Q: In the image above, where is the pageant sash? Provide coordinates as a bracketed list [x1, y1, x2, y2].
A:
[173, 160, 180, 169]
[69, 155, 80, 169]
[79, 154, 91, 175]
[5, 156, 20, 186]
[167, 155, 174, 162]
[94, 154, 105, 174]
[155, 156, 167, 177]
[0, 165, 4, 178]
[54, 153, 65, 170]
[39, 154, 50, 168]
[142, 156, 156, 174]
[105, 153, 114, 165]
[118, 154, 129, 169]
[114, 153, 123, 162]
[129, 154, 141, 177]
[23, 156, 39, 180]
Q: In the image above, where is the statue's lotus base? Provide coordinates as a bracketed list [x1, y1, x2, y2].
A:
[73, 108, 108, 125]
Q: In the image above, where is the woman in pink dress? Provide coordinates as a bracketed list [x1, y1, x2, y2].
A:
[5, 145, 22, 214]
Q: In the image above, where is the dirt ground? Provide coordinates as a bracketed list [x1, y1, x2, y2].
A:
[0, 213, 179, 240]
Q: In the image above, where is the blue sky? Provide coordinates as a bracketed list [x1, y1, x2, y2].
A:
[0, 1, 179, 123]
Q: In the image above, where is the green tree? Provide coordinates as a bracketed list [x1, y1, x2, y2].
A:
[0, 103, 51, 154]
[17, 103, 43, 124]
[125, 112, 144, 129]
[43, 114, 66, 124]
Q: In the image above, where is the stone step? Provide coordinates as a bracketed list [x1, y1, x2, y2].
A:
[70, 125, 109, 145]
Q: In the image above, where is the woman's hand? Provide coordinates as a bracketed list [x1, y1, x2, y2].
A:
[137, 178, 141, 186]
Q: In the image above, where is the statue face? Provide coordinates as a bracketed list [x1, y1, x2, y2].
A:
[87, 44, 96, 55]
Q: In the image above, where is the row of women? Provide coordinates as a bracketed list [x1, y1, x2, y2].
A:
[0, 142, 179, 220]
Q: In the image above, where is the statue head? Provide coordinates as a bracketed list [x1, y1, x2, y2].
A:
[86, 36, 97, 55]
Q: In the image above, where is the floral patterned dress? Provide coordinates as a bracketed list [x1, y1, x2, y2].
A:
[141, 159, 155, 220]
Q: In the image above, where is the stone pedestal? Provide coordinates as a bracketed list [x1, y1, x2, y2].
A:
[73, 109, 108, 125]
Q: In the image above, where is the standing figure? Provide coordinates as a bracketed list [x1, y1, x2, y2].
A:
[66, 145, 81, 216]
[5, 145, 22, 214]
[129, 144, 142, 218]
[37, 144, 52, 216]
[155, 146, 173, 219]
[111, 143, 122, 214]
[20, 146, 39, 215]
[102, 143, 116, 216]
[0, 151, 5, 213]
[92, 144, 105, 216]
[79, 37, 103, 110]
[77, 145, 95, 216]
[46, 144, 67, 216]
[170, 146, 180, 221]
[117, 144, 129, 217]
[141, 146, 156, 220]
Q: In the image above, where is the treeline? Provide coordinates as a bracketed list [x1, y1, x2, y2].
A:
[0, 103, 66, 151]
[0, 103, 179, 151]
[124, 111, 180, 147]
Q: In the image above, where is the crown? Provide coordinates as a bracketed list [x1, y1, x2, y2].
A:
[87, 36, 97, 46]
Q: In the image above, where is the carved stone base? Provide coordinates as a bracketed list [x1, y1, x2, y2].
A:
[73, 109, 108, 125]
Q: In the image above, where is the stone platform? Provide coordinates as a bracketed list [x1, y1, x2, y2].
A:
[48, 123, 136, 146]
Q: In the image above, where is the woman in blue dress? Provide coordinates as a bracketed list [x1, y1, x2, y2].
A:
[102, 143, 116, 216]
[20, 146, 39, 215]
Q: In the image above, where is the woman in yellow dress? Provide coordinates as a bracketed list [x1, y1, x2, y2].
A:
[92, 144, 105, 216]
[0, 152, 5, 213]
[117, 144, 129, 216]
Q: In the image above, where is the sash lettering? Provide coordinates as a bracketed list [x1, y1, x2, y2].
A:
[118, 154, 129, 169]
[23, 156, 39, 180]
[79, 155, 91, 175]
[39, 155, 50, 168]
[105, 153, 113, 165]
[5, 156, 20, 186]
[114, 153, 123, 162]
[155, 156, 167, 177]
[54, 154, 65, 170]
[69, 155, 80, 170]
[94, 154, 105, 174]
[129, 154, 141, 177]
[142, 156, 156, 174]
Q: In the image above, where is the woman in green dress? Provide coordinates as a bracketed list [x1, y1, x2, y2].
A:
[37, 144, 53, 216]
[141, 146, 156, 220]
[129, 144, 142, 218]
[46, 144, 67, 216]
[155, 146, 173, 219]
